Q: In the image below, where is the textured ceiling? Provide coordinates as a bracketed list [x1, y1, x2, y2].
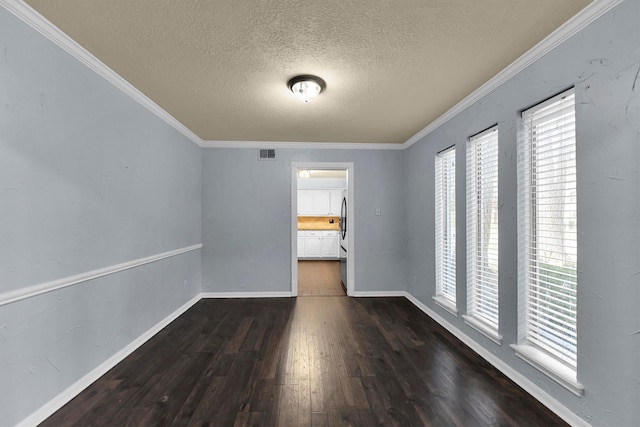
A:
[25, 0, 590, 144]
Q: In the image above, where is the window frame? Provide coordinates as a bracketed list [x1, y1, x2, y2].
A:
[434, 146, 457, 314]
[512, 88, 583, 396]
[463, 126, 502, 344]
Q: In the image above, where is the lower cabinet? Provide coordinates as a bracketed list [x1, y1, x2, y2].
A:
[298, 230, 339, 259]
[305, 231, 323, 257]
[320, 231, 339, 258]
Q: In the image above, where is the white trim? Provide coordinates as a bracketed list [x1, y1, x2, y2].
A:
[291, 165, 300, 297]
[403, 292, 591, 427]
[14, 288, 589, 426]
[0, 0, 203, 147]
[0, 0, 619, 152]
[16, 294, 201, 427]
[291, 162, 355, 297]
[433, 295, 458, 316]
[351, 291, 406, 297]
[462, 314, 503, 346]
[512, 344, 584, 397]
[203, 140, 403, 150]
[0, 244, 203, 307]
[200, 291, 292, 298]
[402, 0, 622, 149]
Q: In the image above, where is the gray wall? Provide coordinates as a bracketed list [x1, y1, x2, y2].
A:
[2, 0, 638, 425]
[0, 8, 202, 426]
[404, 2, 640, 426]
[202, 148, 406, 294]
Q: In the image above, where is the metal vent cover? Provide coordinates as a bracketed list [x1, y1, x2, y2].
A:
[258, 148, 276, 160]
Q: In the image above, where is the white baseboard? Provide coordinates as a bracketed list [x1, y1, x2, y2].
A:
[351, 291, 406, 297]
[200, 291, 292, 298]
[17, 294, 201, 427]
[402, 292, 590, 427]
[17, 289, 589, 427]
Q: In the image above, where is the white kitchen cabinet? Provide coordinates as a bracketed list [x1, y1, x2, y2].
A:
[298, 230, 339, 259]
[320, 230, 339, 257]
[298, 189, 344, 216]
[304, 231, 323, 257]
[313, 191, 330, 215]
[329, 190, 343, 215]
[298, 190, 315, 215]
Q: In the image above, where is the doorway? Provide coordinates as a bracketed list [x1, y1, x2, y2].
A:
[291, 162, 354, 297]
[297, 260, 344, 296]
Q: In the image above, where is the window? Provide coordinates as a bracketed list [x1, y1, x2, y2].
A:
[464, 127, 500, 342]
[515, 88, 581, 393]
[435, 146, 456, 312]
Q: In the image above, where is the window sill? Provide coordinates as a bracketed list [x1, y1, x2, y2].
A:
[462, 315, 502, 345]
[511, 344, 583, 396]
[433, 296, 458, 316]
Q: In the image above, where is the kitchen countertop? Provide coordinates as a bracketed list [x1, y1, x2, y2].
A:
[297, 216, 340, 230]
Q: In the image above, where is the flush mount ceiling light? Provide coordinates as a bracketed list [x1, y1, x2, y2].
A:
[288, 75, 326, 102]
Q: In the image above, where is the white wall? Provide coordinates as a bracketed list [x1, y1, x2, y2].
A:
[0, 8, 202, 426]
[403, 2, 639, 426]
[201, 148, 407, 294]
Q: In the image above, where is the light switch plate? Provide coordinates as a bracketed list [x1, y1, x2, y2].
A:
[375, 208, 381, 216]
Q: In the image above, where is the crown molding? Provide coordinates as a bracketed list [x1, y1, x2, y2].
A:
[202, 140, 405, 150]
[402, 0, 623, 149]
[0, 0, 203, 147]
[1, 0, 620, 152]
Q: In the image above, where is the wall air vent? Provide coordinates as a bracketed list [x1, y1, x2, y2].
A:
[258, 148, 276, 160]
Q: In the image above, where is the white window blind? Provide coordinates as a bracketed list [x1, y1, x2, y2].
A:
[466, 127, 499, 330]
[519, 89, 577, 369]
[435, 147, 456, 305]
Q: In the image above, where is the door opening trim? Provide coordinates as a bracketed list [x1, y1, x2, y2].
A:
[291, 162, 355, 297]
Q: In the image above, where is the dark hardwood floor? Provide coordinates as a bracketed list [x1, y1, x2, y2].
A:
[41, 297, 568, 426]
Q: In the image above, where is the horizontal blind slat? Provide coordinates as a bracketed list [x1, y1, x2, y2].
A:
[467, 126, 499, 329]
[436, 147, 456, 304]
[521, 89, 577, 370]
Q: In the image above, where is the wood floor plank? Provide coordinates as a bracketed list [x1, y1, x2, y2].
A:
[225, 316, 254, 353]
[309, 328, 326, 413]
[346, 377, 369, 410]
[233, 411, 263, 427]
[311, 411, 329, 426]
[360, 376, 393, 426]
[276, 384, 298, 426]
[298, 260, 345, 296]
[41, 297, 569, 426]
[328, 406, 361, 426]
[247, 379, 280, 425]
[321, 332, 347, 409]
[134, 351, 217, 424]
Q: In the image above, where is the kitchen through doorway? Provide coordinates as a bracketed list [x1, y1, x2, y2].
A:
[291, 162, 354, 297]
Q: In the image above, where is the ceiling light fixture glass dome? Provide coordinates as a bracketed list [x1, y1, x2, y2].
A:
[288, 75, 326, 102]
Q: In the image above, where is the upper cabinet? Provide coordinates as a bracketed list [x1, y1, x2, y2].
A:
[298, 190, 315, 215]
[313, 190, 330, 215]
[328, 190, 342, 216]
[298, 189, 344, 216]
